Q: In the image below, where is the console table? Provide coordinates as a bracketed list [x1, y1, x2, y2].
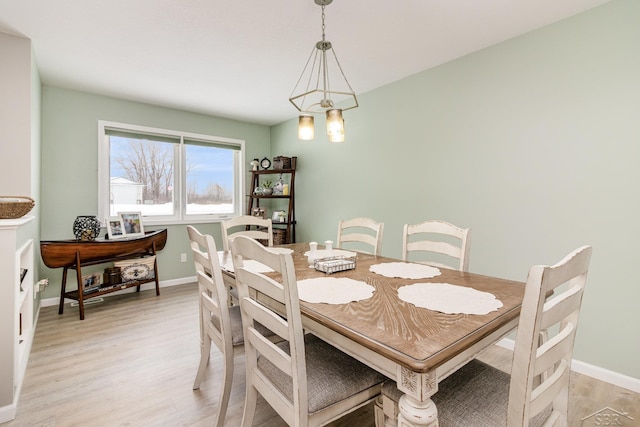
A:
[40, 229, 167, 320]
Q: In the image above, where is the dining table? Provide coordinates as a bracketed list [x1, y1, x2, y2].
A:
[218, 242, 526, 427]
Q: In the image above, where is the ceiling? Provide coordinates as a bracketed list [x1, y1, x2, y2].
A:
[0, 0, 612, 126]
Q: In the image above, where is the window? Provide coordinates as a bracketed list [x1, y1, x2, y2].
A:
[98, 121, 245, 224]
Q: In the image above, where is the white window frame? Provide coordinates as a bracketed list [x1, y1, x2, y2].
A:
[98, 120, 245, 225]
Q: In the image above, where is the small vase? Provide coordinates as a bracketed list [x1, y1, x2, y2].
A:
[308, 242, 318, 268]
[73, 215, 101, 241]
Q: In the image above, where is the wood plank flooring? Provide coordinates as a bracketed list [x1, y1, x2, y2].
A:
[5, 283, 639, 426]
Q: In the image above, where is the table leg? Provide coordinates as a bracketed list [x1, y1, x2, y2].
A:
[152, 243, 160, 296]
[58, 266, 68, 315]
[397, 395, 438, 427]
[395, 367, 439, 427]
[75, 265, 85, 320]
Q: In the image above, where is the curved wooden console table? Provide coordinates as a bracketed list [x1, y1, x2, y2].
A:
[41, 229, 167, 320]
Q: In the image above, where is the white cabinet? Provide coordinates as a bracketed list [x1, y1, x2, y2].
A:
[0, 216, 35, 423]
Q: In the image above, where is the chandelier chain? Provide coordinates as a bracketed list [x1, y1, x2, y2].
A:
[321, 4, 326, 42]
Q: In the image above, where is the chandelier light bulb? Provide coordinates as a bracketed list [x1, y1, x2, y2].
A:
[298, 115, 315, 140]
[326, 109, 345, 142]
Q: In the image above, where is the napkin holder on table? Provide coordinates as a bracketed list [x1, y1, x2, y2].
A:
[314, 256, 356, 274]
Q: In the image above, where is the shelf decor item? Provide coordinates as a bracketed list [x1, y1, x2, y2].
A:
[261, 180, 273, 196]
[19, 268, 28, 292]
[103, 267, 122, 285]
[260, 157, 271, 169]
[106, 218, 126, 239]
[72, 215, 101, 241]
[114, 256, 156, 282]
[273, 156, 291, 170]
[273, 175, 285, 195]
[119, 211, 144, 237]
[0, 196, 35, 219]
[252, 207, 266, 219]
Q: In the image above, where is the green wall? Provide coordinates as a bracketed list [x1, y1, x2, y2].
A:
[37, 0, 639, 382]
[40, 87, 271, 298]
[271, 0, 640, 379]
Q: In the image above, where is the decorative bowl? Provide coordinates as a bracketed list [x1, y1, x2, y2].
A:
[0, 196, 35, 219]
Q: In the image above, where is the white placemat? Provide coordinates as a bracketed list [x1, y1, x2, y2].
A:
[369, 262, 441, 279]
[297, 277, 375, 304]
[398, 282, 503, 315]
[221, 259, 274, 274]
[303, 249, 358, 259]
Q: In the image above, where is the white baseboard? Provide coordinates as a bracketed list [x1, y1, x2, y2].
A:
[0, 403, 17, 424]
[496, 338, 640, 394]
[39, 276, 196, 308]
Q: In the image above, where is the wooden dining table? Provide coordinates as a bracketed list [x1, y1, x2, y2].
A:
[218, 243, 526, 427]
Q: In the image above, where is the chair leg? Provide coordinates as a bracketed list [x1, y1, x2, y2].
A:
[381, 394, 400, 426]
[192, 335, 211, 390]
[374, 396, 385, 427]
[214, 350, 235, 427]
[241, 384, 258, 427]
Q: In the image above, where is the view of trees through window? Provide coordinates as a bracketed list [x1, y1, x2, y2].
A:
[107, 132, 238, 218]
[113, 138, 174, 205]
[109, 136, 175, 216]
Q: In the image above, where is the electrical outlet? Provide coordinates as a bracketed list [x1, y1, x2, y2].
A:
[180, 253, 187, 262]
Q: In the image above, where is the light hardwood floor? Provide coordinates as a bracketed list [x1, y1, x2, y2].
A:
[5, 284, 639, 426]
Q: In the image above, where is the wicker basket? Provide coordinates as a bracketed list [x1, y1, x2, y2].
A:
[273, 228, 287, 245]
[0, 196, 35, 219]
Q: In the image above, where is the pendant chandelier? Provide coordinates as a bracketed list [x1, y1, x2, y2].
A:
[289, 0, 358, 143]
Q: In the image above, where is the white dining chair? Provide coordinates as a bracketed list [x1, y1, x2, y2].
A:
[220, 215, 273, 251]
[230, 235, 385, 427]
[402, 220, 471, 271]
[336, 217, 384, 255]
[187, 225, 277, 427]
[376, 245, 592, 427]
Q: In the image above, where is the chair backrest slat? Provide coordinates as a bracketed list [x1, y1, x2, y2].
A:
[534, 323, 575, 377]
[406, 240, 462, 260]
[337, 217, 384, 255]
[221, 215, 274, 251]
[402, 220, 471, 271]
[540, 285, 584, 330]
[530, 358, 570, 415]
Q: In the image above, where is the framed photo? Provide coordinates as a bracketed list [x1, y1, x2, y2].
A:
[119, 211, 144, 237]
[272, 210, 286, 223]
[106, 218, 126, 239]
[81, 272, 102, 289]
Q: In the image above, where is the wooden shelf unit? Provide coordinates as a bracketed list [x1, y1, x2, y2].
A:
[248, 166, 296, 244]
